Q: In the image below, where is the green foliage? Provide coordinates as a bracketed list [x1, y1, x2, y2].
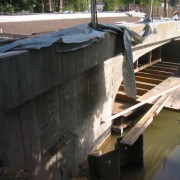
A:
[0, 0, 167, 13]
[0, 3, 15, 13]
[170, 0, 178, 6]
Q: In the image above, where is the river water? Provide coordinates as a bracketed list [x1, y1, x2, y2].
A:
[99, 109, 180, 180]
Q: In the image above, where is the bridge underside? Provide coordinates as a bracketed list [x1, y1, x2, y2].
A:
[113, 60, 180, 116]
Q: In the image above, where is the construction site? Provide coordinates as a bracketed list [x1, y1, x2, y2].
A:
[0, 3, 180, 180]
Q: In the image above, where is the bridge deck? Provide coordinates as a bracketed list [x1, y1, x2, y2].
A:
[113, 61, 180, 115]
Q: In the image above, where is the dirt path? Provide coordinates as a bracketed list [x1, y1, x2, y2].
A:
[0, 17, 140, 35]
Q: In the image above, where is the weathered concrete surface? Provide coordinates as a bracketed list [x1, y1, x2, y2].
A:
[130, 21, 180, 61]
[0, 33, 124, 179]
[0, 21, 180, 179]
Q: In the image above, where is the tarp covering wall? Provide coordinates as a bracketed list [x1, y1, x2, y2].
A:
[0, 22, 156, 98]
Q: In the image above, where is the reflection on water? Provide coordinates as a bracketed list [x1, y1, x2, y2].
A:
[101, 109, 180, 180]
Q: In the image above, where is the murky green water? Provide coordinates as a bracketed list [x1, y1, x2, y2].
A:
[100, 109, 180, 180]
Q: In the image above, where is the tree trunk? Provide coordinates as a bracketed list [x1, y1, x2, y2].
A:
[49, 0, 52, 12]
[59, 0, 63, 12]
[163, 0, 168, 17]
[41, 0, 44, 13]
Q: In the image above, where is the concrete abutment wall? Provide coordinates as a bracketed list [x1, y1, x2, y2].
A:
[0, 33, 124, 179]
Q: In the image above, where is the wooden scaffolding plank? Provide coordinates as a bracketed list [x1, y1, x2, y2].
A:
[161, 61, 180, 66]
[147, 66, 176, 73]
[153, 64, 179, 71]
[138, 72, 180, 110]
[136, 72, 168, 80]
[135, 76, 163, 85]
[111, 84, 180, 121]
[136, 81, 156, 90]
[119, 85, 148, 96]
[120, 94, 170, 146]
[142, 69, 173, 76]
[116, 91, 140, 102]
[156, 63, 180, 69]
[134, 59, 161, 73]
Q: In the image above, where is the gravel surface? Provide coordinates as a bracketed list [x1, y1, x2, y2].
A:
[0, 17, 140, 35]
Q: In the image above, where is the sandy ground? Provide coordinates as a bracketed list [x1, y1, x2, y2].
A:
[0, 16, 140, 35]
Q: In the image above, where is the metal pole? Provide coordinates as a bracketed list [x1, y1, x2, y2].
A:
[150, 0, 154, 21]
[91, 0, 97, 28]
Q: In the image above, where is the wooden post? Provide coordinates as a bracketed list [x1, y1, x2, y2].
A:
[148, 51, 152, 64]
[134, 59, 139, 69]
[157, 47, 161, 61]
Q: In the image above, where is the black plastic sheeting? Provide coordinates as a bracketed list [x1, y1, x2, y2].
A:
[0, 22, 156, 98]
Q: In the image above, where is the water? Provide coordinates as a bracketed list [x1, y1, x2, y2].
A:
[100, 109, 180, 180]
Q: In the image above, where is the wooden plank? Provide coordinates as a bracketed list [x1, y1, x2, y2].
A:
[116, 91, 140, 101]
[148, 51, 152, 64]
[136, 72, 168, 80]
[115, 93, 138, 104]
[161, 61, 180, 66]
[119, 85, 148, 96]
[157, 63, 180, 69]
[138, 73, 180, 110]
[142, 69, 173, 76]
[110, 84, 180, 121]
[153, 64, 179, 71]
[147, 66, 176, 73]
[136, 81, 156, 90]
[120, 95, 170, 146]
[134, 59, 139, 69]
[136, 88, 148, 96]
[134, 59, 161, 73]
[135, 76, 163, 85]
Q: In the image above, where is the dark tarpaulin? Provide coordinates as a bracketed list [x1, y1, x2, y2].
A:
[0, 22, 156, 99]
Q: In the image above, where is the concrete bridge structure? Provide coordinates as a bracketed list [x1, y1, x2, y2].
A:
[0, 20, 180, 179]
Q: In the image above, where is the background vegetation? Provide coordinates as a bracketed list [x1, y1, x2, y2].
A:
[0, 0, 178, 13]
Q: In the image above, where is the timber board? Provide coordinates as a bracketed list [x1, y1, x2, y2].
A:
[138, 71, 180, 110]
[114, 61, 180, 114]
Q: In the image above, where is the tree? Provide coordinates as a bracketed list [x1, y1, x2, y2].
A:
[49, 0, 52, 12]
[59, 0, 63, 12]
[164, 0, 168, 17]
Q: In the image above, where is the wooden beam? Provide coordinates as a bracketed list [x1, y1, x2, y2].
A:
[115, 91, 139, 103]
[119, 85, 148, 96]
[120, 94, 170, 146]
[153, 64, 179, 71]
[148, 66, 176, 73]
[161, 61, 180, 66]
[110, 84, 180, 121]
[148, 51, 152, 64]
[157, 63, 180, 69]
[136, 81, 156, 90]
[134, 59, 139, 69]
[134, 59, 161, 73]
[142, 69, 173, 76]
[136, 72, 168, 80]
[135, 76, 163, 85]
